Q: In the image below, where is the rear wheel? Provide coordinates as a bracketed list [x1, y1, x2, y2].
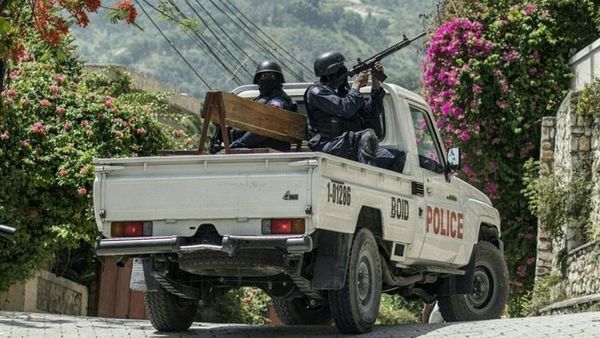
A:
[272, 296, 333, 325]
[438, 241, 508, 322]
[145, 286, 198, 331]
[329, 228, 382, 334]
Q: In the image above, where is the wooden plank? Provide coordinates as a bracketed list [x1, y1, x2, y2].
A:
[113, 262, 132, 318]
[128, 291, 146, 319]
[201, 91, 307, 143]
[97, 257, 118, 317]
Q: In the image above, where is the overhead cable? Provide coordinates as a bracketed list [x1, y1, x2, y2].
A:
[134, 0, 213, 90]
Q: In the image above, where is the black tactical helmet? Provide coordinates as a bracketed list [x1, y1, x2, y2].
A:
[314, 51, 346, 77]
[253, 60, 285, 84]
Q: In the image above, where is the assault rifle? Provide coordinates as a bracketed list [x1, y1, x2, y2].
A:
[348, 32, 426, 82]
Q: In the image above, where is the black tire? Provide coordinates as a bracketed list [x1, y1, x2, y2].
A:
[145, 286, 198, 331]
[272, 296, 333, 325]
[438, 241, 508, 322]
[329, 228, 382, 334]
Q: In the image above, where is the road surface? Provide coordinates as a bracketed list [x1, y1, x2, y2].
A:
[0, 310, 599, 337]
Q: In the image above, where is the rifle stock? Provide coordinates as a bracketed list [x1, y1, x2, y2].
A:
[348, 32, 426, 82]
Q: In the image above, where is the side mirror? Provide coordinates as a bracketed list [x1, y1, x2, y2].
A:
[447, 147, 462, 172]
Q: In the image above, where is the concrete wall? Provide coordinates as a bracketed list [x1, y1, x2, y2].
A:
[0, 270, 88, 316]
[570, 38, 600, 91]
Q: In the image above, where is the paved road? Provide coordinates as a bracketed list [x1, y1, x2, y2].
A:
[0, 310, 599, 337]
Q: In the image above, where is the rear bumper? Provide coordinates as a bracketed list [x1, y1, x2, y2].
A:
[95, 234, 313, 256]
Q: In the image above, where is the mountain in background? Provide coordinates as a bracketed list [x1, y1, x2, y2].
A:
[72, 0, 436, 101]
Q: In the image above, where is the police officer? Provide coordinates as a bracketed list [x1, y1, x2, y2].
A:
[305, 51, 404, 171]
[210, 60, 293, 153]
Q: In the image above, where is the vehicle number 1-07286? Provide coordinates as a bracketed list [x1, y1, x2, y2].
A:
[327, 182, 351, 206]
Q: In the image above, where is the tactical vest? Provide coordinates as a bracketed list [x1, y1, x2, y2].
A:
[305, 84, 362, 141]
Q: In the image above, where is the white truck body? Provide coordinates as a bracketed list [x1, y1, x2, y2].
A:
[93, 82, 506, 333]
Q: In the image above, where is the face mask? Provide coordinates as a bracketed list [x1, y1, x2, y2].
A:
[258, 79, 280, 96]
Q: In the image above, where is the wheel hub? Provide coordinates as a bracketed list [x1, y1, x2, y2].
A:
[467, 268, 492, 309]
[357, 256, 372, 303]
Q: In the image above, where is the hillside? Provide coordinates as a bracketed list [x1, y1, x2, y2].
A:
[72, 0, 436, 100]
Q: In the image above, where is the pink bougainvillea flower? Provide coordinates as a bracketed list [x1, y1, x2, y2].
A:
[492, 137, 501, 145]
[523, 3, 537, 15]
[31, 122, 47, 136]
[39, 99, 51, 107]
[19, 140, 30, 148]
[509, 280, 523, 287]
[0, 131, 10, 141]
[77, 187, 88, 197]
[9, 68, 22, 80]
[497, 101, 509, 110]
[104, 96, 113, 108]
[54, 75, 65, 82]
[56, 106, 65, 115]
[4, 88, 16, 97]
[63, 122, 72, 131]
[48, 85, 61, 94]
[500, 80, 510, 94]
[58, 168, 69, 177]
[80, 120, 89, 127]
[472, 84, 482, 94]
[528, 67, 538, 74]
[136, 127, 147, 136]
[516, 265, 527, 277]
[459, 130, 470, 141]
[527, 257, 536, 265]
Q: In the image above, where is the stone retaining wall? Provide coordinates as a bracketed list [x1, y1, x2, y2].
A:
[0, 270, 88, 316]
[566, 239, 600, 298]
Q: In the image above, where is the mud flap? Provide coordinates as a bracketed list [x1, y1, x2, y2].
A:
[312, 231, 353, 290]
[130, 257, 159, 292]
[436, 244, 476, 296]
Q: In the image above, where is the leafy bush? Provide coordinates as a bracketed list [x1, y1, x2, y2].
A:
[423, 0, 600, 315]
[0, 34, 173, 290]
[376, 294, 420, 325]
[199, 288, 270, 325]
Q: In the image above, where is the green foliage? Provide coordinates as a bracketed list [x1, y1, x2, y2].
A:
[520, 272, 565, 316]
[200, 288, 271, 325]
[425, 0, 600, 316]
[0, 33, 173, 290]
[376, 294, 421, 324]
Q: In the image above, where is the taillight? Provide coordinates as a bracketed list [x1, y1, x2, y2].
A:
[111, 221, 152, 237]
[262, 219, 305, 234]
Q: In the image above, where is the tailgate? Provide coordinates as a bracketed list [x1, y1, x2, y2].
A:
[94, 153, 316, 237]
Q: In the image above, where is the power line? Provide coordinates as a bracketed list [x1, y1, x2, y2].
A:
[181, 0, 253, 79]
[206, 0, 306, 81]
[192, 0, 258, 67]
[222, 0, 313, 76]
[153, 0, 243, 85]
[134, 0, 213, 90]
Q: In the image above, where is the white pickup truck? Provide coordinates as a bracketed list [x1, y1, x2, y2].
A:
[94, 82, 507, 334]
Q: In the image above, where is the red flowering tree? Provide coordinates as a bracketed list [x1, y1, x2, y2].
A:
[424, 0, 599, 314]
[0, 0, 137, 91]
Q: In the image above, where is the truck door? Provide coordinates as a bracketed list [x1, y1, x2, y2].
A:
[408, 105, 465, 265]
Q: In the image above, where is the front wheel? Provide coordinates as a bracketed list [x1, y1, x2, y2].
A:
[329, 228, 382, 334]
[145, 286, 198, 331]
[438, 241, 508, 322]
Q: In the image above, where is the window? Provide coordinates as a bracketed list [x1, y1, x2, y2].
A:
[410, 106, 444, 173]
